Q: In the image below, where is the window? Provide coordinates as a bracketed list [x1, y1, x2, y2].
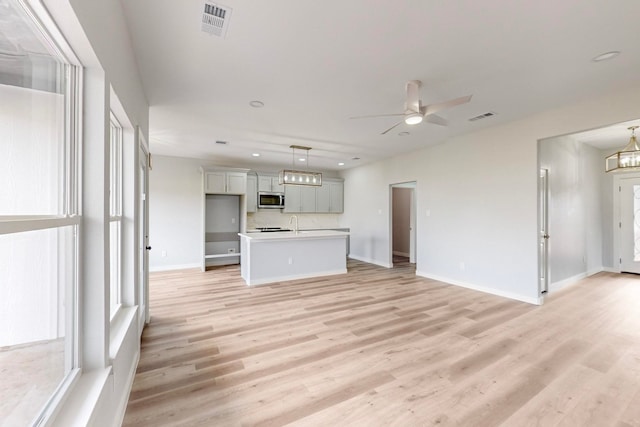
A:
[0, 0, 80, 424]
[110, 115, 123, 317]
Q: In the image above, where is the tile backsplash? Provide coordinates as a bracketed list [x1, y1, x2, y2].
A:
[247, 211, 341, 230]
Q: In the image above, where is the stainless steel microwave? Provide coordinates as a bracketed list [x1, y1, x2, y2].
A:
[258, 192, 285, 209]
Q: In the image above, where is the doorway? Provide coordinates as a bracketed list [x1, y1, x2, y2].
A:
[390, 182, 416, 267]
[616, 175, 640, 274]
[138, 137, 150, 329]
[539, 168, 549, 294]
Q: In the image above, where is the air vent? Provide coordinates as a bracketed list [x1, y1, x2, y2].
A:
[201, 2, 232, 38]
[469, 112, 496, 122]
[215, 140, 227, 145]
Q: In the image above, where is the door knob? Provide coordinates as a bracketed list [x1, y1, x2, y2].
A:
[146, 246, 152, 250]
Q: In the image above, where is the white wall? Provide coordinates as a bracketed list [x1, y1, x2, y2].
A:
[539, 136, 603, 287]
[340, 84, 640, 304]
[149, 156, 203, 271]
[600, 153, 616, 269]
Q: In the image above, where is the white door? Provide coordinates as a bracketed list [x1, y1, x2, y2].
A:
[620, 177, 640, 274]
[539, 169, 550, 293]
[139, 145, 150, 328]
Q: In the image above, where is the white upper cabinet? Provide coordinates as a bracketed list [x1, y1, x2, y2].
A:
[258, 174, 284, 193]
[315, 179, 344, 213]
[246, 175, 257, 212]
[203, 168, 249, 194]
[284, 185, 316, 212]
[328, 181, 344, 213]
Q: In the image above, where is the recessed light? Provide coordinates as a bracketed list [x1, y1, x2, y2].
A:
[252, 153, 260, 157]
[592, 51, 620, 62]
[249, 100, 264, 108]
[298, 158, 306, 162]
[398, 131, 410, 136]
[338, 162, 345, 166]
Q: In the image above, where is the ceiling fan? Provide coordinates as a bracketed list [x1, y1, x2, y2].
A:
[350, 80, 472, 135]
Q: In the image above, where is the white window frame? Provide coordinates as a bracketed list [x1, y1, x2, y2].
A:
[0, 9, 83, 427]
[109, 113, 123, 319]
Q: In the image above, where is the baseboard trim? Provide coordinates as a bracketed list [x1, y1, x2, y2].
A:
[549, 272, 587, 293]
[348, 254, 392, 269]
[549, 267, 605, 293]
[392, 251, 410, 257]
[415, 270, 542, 305]
[150, 262, 200, 272]
[602, 267, 619, 273]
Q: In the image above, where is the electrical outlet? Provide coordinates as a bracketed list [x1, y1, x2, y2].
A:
[228, 248, 236, 254]
[231, 217, 236, 224]
[161, 250, 167, 257]
[288, 257, 293, 265]
[459, 261, 465, 271]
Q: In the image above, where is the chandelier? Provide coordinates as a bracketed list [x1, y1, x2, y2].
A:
[279, 145, 322, 186]
[606, 126, 640, 172]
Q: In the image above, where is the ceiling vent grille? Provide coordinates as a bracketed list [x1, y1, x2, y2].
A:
[468, 112, 496, 122]
[201, 2, 232, 38]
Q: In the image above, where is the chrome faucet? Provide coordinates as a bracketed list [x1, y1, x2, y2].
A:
[289, 215, 299, 233]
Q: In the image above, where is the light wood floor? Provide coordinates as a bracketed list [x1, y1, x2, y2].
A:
[0, 339, 64, 427]
[123, 260, 640, 426]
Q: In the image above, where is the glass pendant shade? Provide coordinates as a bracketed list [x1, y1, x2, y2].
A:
[606, 126, 640, 172]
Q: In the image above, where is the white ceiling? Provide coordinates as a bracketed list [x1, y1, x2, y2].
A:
[120, 0, 640, 172]
[570, 118, 640, 151]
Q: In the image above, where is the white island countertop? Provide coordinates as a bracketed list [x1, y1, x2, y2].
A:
[239, 230, 349, 241]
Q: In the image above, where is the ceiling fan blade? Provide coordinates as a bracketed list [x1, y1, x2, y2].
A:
[349, 113, 405, 120]
[424, 114, 448, 126]
[381, 120, 404, 135]
[420, 95, 472, 116]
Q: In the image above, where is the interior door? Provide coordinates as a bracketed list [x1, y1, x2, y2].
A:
[139, 144, 150, 328]
[620, 177, 640, 274]
[539, 168, 549, 293]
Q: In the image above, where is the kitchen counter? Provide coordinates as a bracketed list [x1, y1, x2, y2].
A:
[238, 230, 349, 285]
[239, 229, 347, 241]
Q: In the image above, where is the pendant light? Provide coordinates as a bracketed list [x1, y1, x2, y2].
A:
[279, 145, 322, 186]
[605, 126, 640, 172]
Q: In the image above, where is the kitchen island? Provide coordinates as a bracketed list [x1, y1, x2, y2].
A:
[239, 230, 349, 285]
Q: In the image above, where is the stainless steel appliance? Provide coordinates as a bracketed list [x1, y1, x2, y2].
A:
[258, 192, 285, 209]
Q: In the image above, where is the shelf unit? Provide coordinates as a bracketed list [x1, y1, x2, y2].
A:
[201, 167, 249, 271]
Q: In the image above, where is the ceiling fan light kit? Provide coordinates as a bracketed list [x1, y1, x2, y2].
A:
[605, 126, 640, 172]
[279, 145, 322, 186]
[404, 112, 423, 125]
